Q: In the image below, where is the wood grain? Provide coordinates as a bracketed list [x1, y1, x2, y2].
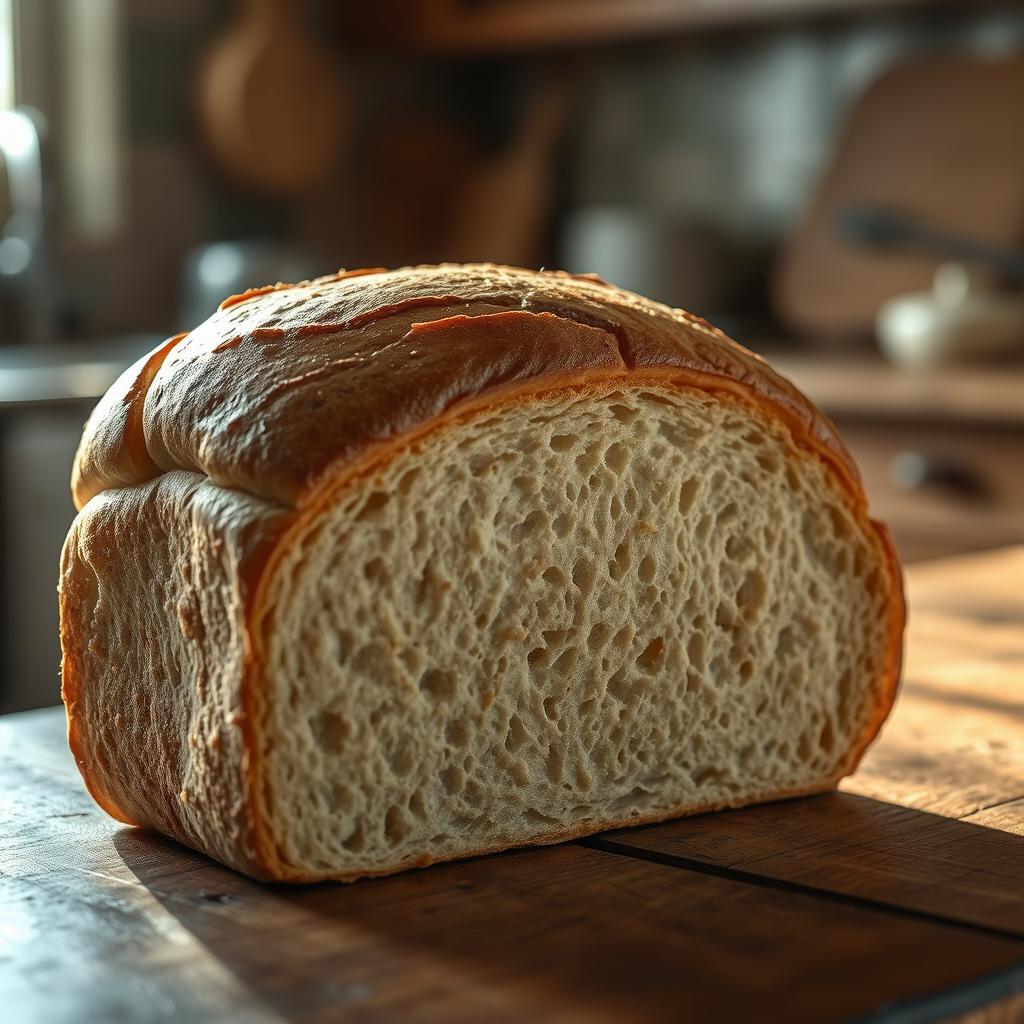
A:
[2, 711, 1023, 1024]
[602, 547, 1024, 936]
[772, 353, 1024, 428]
[3, 548, 1024, 1022]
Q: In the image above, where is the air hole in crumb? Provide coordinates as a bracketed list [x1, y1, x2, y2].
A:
[696, 513, 713, 543]
[819, 719, 835, 753]
[356, 491, 389, 520]
[609, 540, 630, 582]
[736, 570, 767, 618]
[588, 622, 612, 650]
[715, 602, 735, 630]
[572, 558, 595, 592]
[397, 467, 421, 494]
[342, 822, 366, 852]
[512, 510, 548, 543]
[363, 557, 389, 582]
[398, 647, 422, 677]
[552, 513, 573, 538]
[385, 806, 409, 843]
[604, 442, 629, 475]
[441, 766, 464, 794]
[446, 716, 470, 747]
[677, 478, 699, 515]
[523, 808, 560, 825]
[609, 403, 638, 424]
[687, 632, 707, 671]
[527, 647, 547, 668]
[575, 446, 600, 474]
[309, 710, 349, 753]
[829, 505, 852, 541]
[775, 626, 797, 659]
[636, 636, 665, 672]
[612, 624, 634, 649]
[549, 434, 577, 452]
[542, 566, 567, 587]
[638, 555, 656, 584]
[543, 696, 560, 721]
[505, 714, 529, 754]
[420, 669, 457, 701]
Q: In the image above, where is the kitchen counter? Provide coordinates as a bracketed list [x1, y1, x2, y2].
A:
[0, 335, 164, 712]
[2, 547, 1023, 1022]
[0, 336, 161, 410]
[769, 350, 1024, 427]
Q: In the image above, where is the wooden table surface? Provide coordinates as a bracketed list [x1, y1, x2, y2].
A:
[3, 548, 1023, 1024]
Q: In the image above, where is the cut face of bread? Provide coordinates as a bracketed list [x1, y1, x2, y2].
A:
[257, 382, 893, 879]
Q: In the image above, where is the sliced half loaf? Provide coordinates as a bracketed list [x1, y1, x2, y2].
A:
[60, 265, 904, 881]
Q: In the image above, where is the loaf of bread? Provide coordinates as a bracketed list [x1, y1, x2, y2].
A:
[60, 264, 904, 882]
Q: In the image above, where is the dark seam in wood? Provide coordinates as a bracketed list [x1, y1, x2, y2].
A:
[578, 836, 1024, 945]
[848, 960, 1024, 1024]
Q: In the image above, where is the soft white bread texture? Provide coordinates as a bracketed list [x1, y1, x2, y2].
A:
[60, 264, 904, 882]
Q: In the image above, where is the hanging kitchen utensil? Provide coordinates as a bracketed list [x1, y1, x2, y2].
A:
[775, 55, 1024, 341]
[195, 0, 345, 195]
[442, 71, 573, 267]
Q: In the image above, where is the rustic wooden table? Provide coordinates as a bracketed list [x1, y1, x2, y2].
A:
[2, 548, 1023, 1023]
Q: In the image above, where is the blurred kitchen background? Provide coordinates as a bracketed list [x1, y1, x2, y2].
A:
[2, 0, 1024, 712]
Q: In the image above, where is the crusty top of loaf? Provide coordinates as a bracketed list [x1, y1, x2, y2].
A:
[72, 264, 858, 510]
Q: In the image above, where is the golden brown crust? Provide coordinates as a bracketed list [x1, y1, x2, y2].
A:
[71, 333, 187, 509]
[60, 473, 294, 878]
[71, 264, 861, 511]
[62, 264, 905, 883]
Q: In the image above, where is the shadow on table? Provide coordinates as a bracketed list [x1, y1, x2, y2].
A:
[111, 791, 1024, 1023]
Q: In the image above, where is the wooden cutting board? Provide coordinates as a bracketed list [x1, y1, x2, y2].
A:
[3, 547, 1024, 1021]
[775, 55, 1024, 341]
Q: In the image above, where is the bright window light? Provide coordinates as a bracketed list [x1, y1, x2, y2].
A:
[0, 0, 13, 111]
